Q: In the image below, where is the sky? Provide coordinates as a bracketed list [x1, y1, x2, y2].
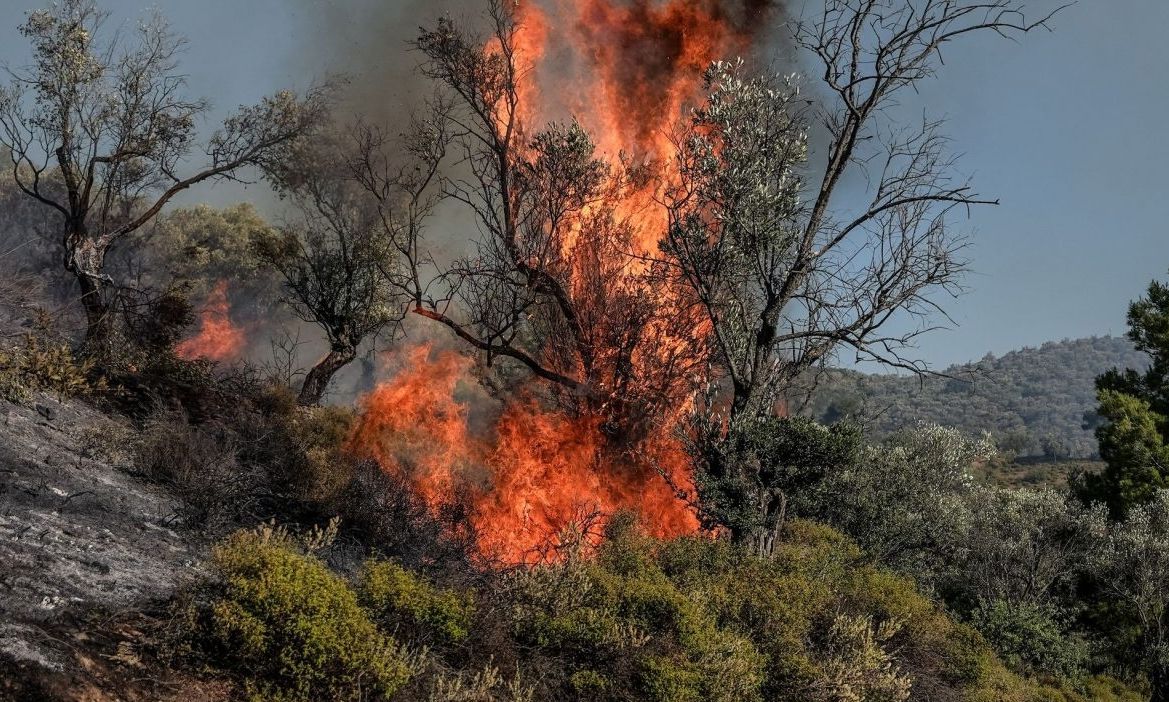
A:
[0, 0, 1165, 369]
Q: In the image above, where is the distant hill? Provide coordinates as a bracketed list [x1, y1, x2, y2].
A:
[806, 336, 1150, 459]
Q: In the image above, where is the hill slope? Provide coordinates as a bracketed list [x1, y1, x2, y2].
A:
[808, 336, 1148, 458]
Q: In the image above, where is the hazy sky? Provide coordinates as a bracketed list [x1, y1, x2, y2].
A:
[0, 0, 1165, 369]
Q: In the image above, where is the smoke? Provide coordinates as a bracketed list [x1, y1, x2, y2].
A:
[290, 0, 484, 126]
[293, 0, 791, 134]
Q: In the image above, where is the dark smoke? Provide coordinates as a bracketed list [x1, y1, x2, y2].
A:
[292, 0, 489, 126]
[295, 0, 791, 129]
[571, 0, 787, 150]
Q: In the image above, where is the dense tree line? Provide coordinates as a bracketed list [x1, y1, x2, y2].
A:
[807, 336, 1150, 460]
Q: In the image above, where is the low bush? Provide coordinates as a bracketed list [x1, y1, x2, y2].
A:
[175, 517, 1144, 702]
[969, 599, 1088, 680]
[358, 560, 474, 646]
[0, 328, 103, 401]
[201, 524, 411, 702]
[135, 408, 259, 526]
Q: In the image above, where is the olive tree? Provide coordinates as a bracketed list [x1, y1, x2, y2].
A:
[1088, 490, 1169, 701]
[959, 486, 1093, 609]
[803, 423, 989, 580]
[956, 487, 1096, 681]
[666, 0, 1063, 552]
[254, 132, 417, 406]
[0, 0, 331, 346]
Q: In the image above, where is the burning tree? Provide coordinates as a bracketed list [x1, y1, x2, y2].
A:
[408, 4, 708, 439]
[350, 0, 1064, 559]
[0, 0, 331, 348]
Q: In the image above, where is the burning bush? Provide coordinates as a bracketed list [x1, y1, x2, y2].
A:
[348, 345, 701, 564]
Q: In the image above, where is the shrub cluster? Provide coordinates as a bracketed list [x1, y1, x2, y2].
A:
[181, 516, 1133, 702]
[204, 525, 412, 702]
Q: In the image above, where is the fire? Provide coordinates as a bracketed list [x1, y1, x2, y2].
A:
[352, 1, 774, 561]
[512, 0, 774, 246]
[349, 345, 700, 564]
[175, 281, 246, 363]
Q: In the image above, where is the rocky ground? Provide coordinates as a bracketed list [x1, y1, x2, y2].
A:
[0, 392, 213, 701]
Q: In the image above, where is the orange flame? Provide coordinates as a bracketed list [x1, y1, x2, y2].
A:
[511, 0, 772, 248]
[349, 345, 700, 564]
[175, 281, 246, 363]
[352, 2, 773, 562]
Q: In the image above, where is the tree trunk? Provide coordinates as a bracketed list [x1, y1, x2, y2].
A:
[298, 346, 358, 406]
[1152, 660, 1169, 702]
[76, 272, 112, 348]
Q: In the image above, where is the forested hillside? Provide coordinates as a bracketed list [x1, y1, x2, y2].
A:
[808, 336, 1149, 458]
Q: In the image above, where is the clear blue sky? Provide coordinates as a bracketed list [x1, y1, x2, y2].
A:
[0, 0, 1165, 368]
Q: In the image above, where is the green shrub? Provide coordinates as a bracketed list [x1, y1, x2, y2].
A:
[970, 599, 1088, 679]
[569, 669, 610, 694]
[205, 526, 411, 702]
[358, 560, 473, 646]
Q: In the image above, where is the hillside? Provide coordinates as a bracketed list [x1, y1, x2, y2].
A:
[807, 336, 1149, 459]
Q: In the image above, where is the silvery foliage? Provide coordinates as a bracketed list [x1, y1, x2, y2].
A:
[803, 423, 990, 583]
[958, 486, 1097, 607]
[1087, 489, 1169, 671]
[666, 59, 809, 417]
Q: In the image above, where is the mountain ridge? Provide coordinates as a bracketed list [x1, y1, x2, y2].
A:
[807, 335, 1149, 458]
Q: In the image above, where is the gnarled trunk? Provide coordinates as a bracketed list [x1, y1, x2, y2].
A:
[76, 271, 112, 348]
[1150, 655, 1169, 702]
[298, 345, 358, 406]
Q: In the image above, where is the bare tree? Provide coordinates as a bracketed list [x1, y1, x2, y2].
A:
[255, 134, 406, 406]
[662, 1, 1063, 551]
[405, 3, 707, 439]
[0, 0, 331, 347]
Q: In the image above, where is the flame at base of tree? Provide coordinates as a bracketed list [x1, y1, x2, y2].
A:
[175, 281, 246, 363]
[348, 345, 701, 564]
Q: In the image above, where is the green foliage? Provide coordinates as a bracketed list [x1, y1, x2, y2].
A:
[812, 613, 912, 702]
[138, 203, 278, 300]
[798, 422, 988, 585]
[807, 336, 1148, 461]
[1078, 389, 1169, 519]
[970, 599, 1088, 679]
[508, 523, 766, 702]
[358, 560, 473, 646]
[568, 669, 609, 694]
[955, 486, 1093, 611]
[204, 525, 411, 702]
[694, 415, 861, 552]
[1075, 274, 1169, 519]
[1087, 490, 1169, 699]
[501, 516, 1082, 702]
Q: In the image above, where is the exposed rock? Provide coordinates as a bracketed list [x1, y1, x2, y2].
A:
[0, 392, 202, 674]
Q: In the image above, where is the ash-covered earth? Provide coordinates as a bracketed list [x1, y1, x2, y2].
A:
[0, 392, 205, 700]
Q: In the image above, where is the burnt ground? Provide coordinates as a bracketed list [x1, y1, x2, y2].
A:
[0, 392, 221, 701]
